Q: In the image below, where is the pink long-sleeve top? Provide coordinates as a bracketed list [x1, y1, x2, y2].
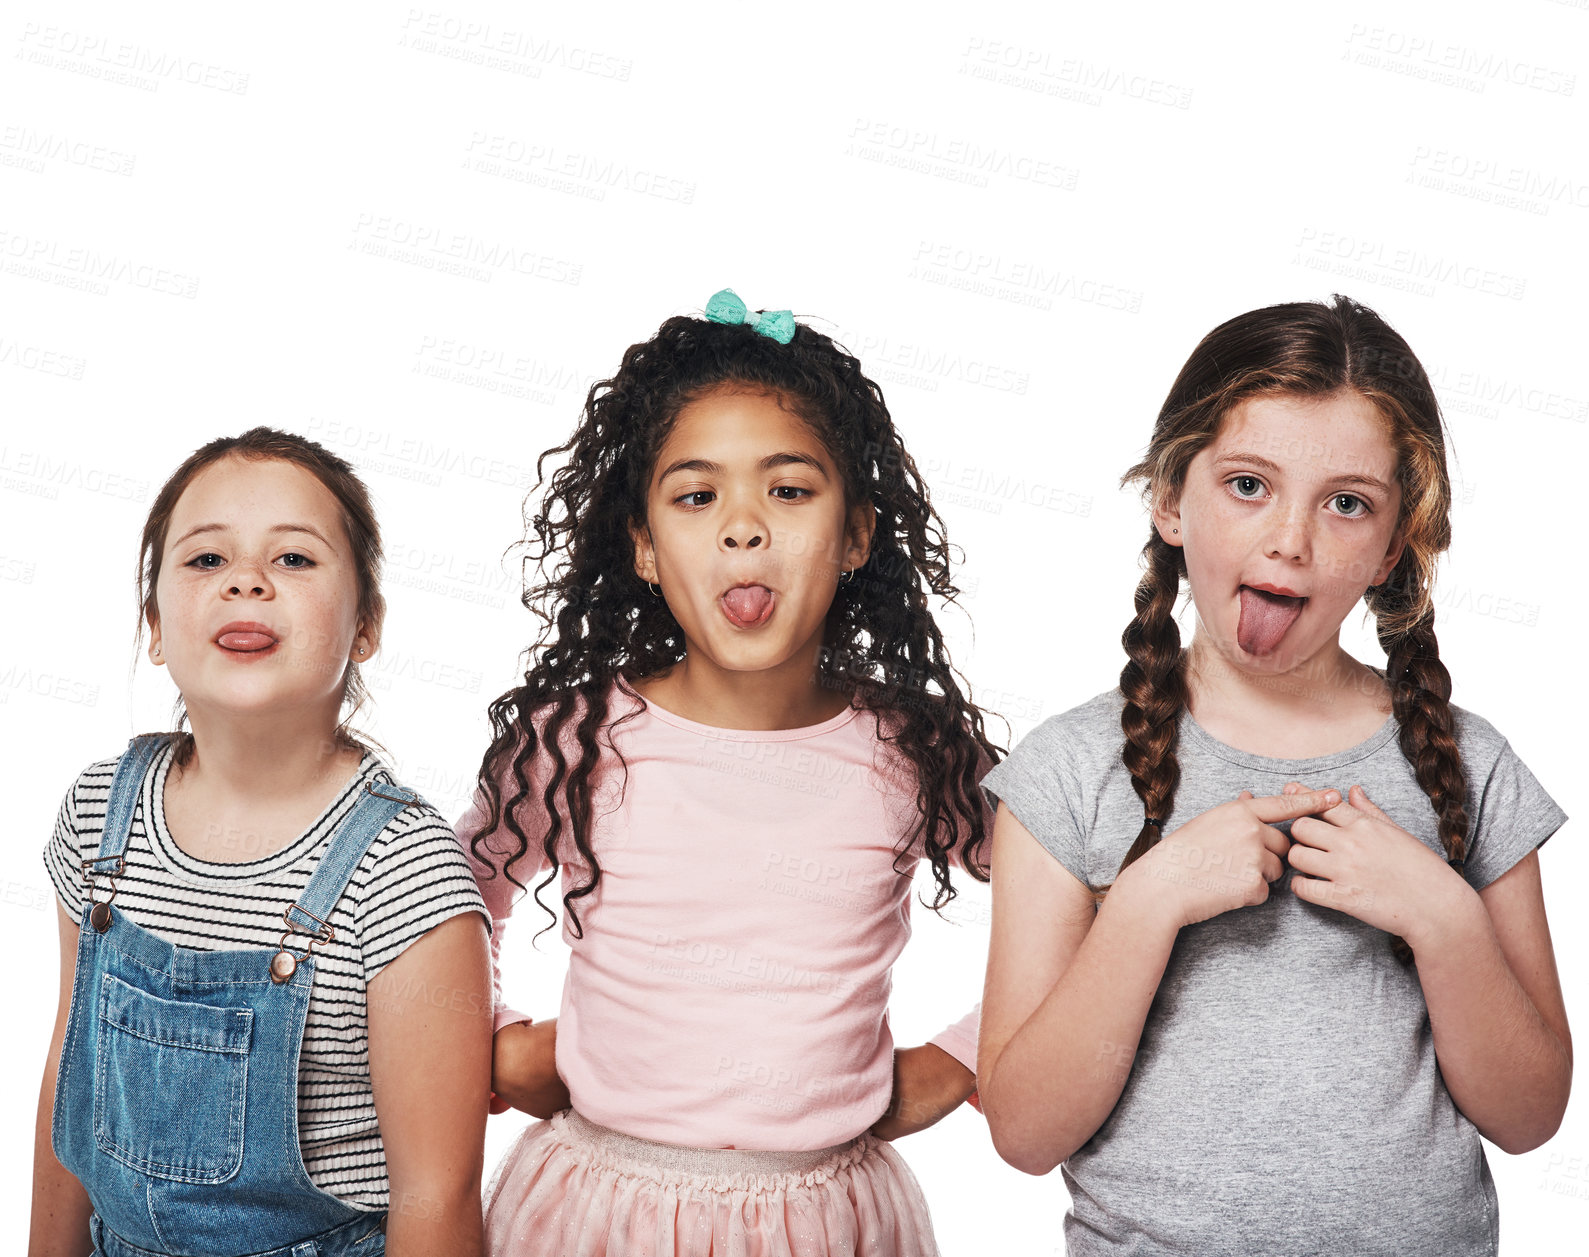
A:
[455, 679, 990, 1150]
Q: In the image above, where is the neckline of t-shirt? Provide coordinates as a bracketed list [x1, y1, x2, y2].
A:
[142, 741, 390, 887]
[1178, 705, 1400, 773]
[625, 681, 863, 742]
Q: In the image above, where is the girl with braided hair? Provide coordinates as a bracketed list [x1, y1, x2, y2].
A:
[458, 291, 1000, 1255]
[977, 294, 1570, 1256]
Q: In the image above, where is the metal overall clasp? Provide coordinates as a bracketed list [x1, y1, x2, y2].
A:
[80, 856, 126, 933]
[270, 904, 336, 984]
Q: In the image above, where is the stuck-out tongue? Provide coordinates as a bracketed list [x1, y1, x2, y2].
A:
[1236, 587, 1305, 656]
[218, 631, 276, 652]
[723, 585, 772, 624]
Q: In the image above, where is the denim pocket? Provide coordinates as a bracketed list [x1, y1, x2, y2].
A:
[93, 973, 252, 1184]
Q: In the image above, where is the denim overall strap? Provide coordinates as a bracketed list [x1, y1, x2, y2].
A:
[53, 752, 401, 1256]
[280, 781, 419, 942]
[87, 734, 172, 872]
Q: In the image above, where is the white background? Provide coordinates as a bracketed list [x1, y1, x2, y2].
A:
[3, 2, 1586, 1253]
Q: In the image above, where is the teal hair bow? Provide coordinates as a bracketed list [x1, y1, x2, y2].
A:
[704, 289, 796, 344]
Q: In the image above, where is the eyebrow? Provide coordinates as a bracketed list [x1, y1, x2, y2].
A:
[656, 451, 831, 483]
[1213, 452, 1393, 495]
[170, 522, 339, 550]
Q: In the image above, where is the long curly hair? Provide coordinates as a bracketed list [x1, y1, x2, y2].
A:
[466, 306, 1002, 938]
[1109, 294, 1465, 964]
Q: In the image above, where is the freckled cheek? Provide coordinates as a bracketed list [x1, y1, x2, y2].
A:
[1311, 529, 1391, 603]
[1181, 556, 1233, 628]
[152, 582, 210, 652]
[295, 592, 360, 655]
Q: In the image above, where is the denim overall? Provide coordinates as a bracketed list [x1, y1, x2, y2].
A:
[53, 734, 418, 1257]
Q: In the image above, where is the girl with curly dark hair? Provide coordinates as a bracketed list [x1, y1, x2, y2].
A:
[458, 291, 1002, 1255]
[977, 295, 1571, 1255]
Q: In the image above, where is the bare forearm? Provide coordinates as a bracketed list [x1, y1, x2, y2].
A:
[385, 1182, 484, 1257]
[1413, 889, 1571, 1153]
[29, 1064, 92, 1257]
[871, 1044, 977, 1140]
[493, 1019, 569, 1118]
[982, 876, 1179, 1174]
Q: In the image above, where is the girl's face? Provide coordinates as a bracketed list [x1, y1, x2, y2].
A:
[631, 387, 873, 679]
[148, 456, 373, 727]
[1155, 390, 1407, 676]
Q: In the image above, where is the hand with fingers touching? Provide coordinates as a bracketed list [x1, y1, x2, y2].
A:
[1121, 788, 1341, 929]
[490, 1017, 570, 1119]
[869, 1043, 979, 1141]
[1285, 783, 1472, 947]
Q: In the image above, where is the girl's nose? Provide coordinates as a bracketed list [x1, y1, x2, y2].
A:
[720, 500, 765, 550]
[1265, 507, 1312, 563]
[225, 557, 273, 597]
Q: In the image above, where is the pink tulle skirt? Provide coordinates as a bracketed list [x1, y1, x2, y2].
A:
[483, 1108, 942, 1257]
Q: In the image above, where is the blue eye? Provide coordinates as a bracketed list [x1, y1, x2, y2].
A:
[1228, 475, 1265, 499]
[1333, 494, 1368, 518]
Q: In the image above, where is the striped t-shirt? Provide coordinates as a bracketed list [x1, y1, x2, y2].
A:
[43, 741, 490, 1211]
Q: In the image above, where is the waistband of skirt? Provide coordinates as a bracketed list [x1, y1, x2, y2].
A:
[552, 1107, 871, 1184]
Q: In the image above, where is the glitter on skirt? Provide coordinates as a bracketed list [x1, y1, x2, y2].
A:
[482, 1107, 942, 1256]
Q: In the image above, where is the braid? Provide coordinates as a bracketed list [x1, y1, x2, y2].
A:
[1111, 293, 1465, 952]
[1112, 531, 1190, 888]
[1375, 586, 1469, 964]
[1382, 615, 1469, 869]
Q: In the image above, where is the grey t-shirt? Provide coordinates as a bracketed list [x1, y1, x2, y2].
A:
[980, 687, 1566, 1257]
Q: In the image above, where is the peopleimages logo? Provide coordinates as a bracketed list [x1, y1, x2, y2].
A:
[0, 228, 200, 298]
[398, 11, 632, 81]
[16, 24, 249, 94]
[349, 213, 582, 286]
[1342, 24, 1575, 96]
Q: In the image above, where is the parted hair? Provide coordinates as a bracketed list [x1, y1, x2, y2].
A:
[466, 308, 1002, 939]
[136, 427, 386, 768]
[1110, 294, 1466, 963]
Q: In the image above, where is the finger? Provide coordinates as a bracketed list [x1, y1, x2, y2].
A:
[1290, 873, 1327, 907]
[1260, 850, 1285, 883]
[1247, 789, 1341, 824]
[1316, 795, 1364, 827]
[1290, 870, 1356, 917]
[1285, 839, 1322, 874]
[1256, 822, 1296, 859]
[1237, 789, 1254, 802]
[1348, 784, 1391, 820]
[1287, 815, 1332, 848]
[1281, 780, 1315, 796]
